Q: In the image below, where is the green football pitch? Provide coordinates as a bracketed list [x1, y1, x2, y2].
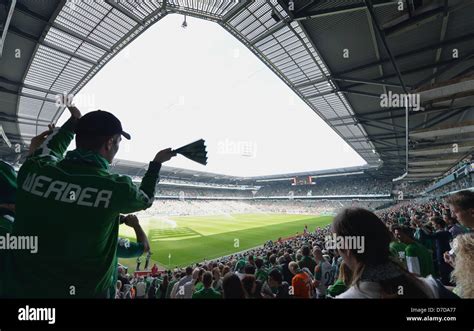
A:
[118, 213, 332, 270]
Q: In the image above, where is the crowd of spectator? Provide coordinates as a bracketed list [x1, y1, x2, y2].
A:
[115, 191, 473, 300]
[427, 176, 472, 197]
[156, 186, 254, 198]
[255, 176, 392, 197]
[136, 199, 389, 218]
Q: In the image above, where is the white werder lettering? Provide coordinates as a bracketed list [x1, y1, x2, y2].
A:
[22, 173, 36, 191]
[60, 184, 82, 203]
[77, 187, 98, 207]
[30, 176, 52, 197]
[94, 190, 112, 208]
[43, 180, 68, 200]
[20, 173, 112, 208]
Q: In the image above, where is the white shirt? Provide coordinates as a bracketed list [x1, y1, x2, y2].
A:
[135, 281, 146, 297]
[336, 276, 439, 299]
[183, 280, 196, 299]
[172, 275, 193, 298]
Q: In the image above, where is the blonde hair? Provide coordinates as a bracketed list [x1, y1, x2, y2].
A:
[451, 233, 474, 298]
[338, 261, 352, 286]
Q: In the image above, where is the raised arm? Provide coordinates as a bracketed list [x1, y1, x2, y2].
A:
[29, 106, 82, 160]
[115, 148, 177, 214]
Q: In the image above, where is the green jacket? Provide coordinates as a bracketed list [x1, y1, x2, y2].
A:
[7, 117, 161, 298]
[192, 287, 222, 299]
[0, 210, 15, 297]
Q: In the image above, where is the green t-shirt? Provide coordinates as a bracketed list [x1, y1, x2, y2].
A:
[405, 242, 434, 277]
[194, 282, 204, 293]
[327, 279, 347, 297]
[390, 241, 407, 261]
[0, 212, 14, 298]
[255, 268, 268, 283]
[192, 287, 222, 299]
[5, 117, 161, 298]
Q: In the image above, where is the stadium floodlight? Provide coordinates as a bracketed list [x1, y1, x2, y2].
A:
[182, 15, 188, 28]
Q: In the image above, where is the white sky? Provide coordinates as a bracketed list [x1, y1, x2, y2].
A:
[58, 14, 366, 177]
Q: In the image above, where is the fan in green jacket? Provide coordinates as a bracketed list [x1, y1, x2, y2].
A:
[6, 106, 176, 298]
[109, 214, 150, 298]
[0, 160, 17, 297]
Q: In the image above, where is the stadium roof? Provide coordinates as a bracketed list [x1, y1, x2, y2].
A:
[1, 0, 473, 182]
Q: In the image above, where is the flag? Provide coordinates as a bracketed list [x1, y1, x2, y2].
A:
[173, 139, 208, 165]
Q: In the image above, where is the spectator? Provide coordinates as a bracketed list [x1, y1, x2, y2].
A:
[393, 225, 434, 277]
[192, 271, 221, 299]
[171, 267, 193, 298]
[443, 213, 468, 239]
[136, 257, 142, 271]
[115, 280, 122, 299]
[144, 251, 152, 270]
[289, 261, 311, 298]
[255, 258, 268, 283]
[248, 255, 255, 267]
[313, 248, 332, 298]
[183, 268, 202, 299]
[241, 275, 261, 298]
[222, 265, 231, 277]
[450, 233, 474, 298]
[158, 275, 169, 299]
[151, 264, 158, 276]
[446, 190, 474, 229]
[222, 273, 245, 299]
[112, 214, 150, 297]
[244, 264, 256, 275]
[211, 267, 223, 292]
[147, 278, 157, 299]
[333, 208, 450, 298]
[420, 217, 453, 285]
[298, 245, 316, 273]
[389, 226, 407, 263]
[327, 261, 351, 298]
[135, 277, 146, 299]
[265, 269, 290, 298]
[268, 254, 280, 271]
[122, 284, 133, 299]
[281, 253, 293, 284]
[6, 107, 176, 298]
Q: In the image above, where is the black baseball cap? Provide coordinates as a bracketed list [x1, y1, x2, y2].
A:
[75, 110, 131, 140]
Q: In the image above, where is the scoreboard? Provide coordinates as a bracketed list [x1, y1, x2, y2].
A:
[291, 176, 314, 186]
